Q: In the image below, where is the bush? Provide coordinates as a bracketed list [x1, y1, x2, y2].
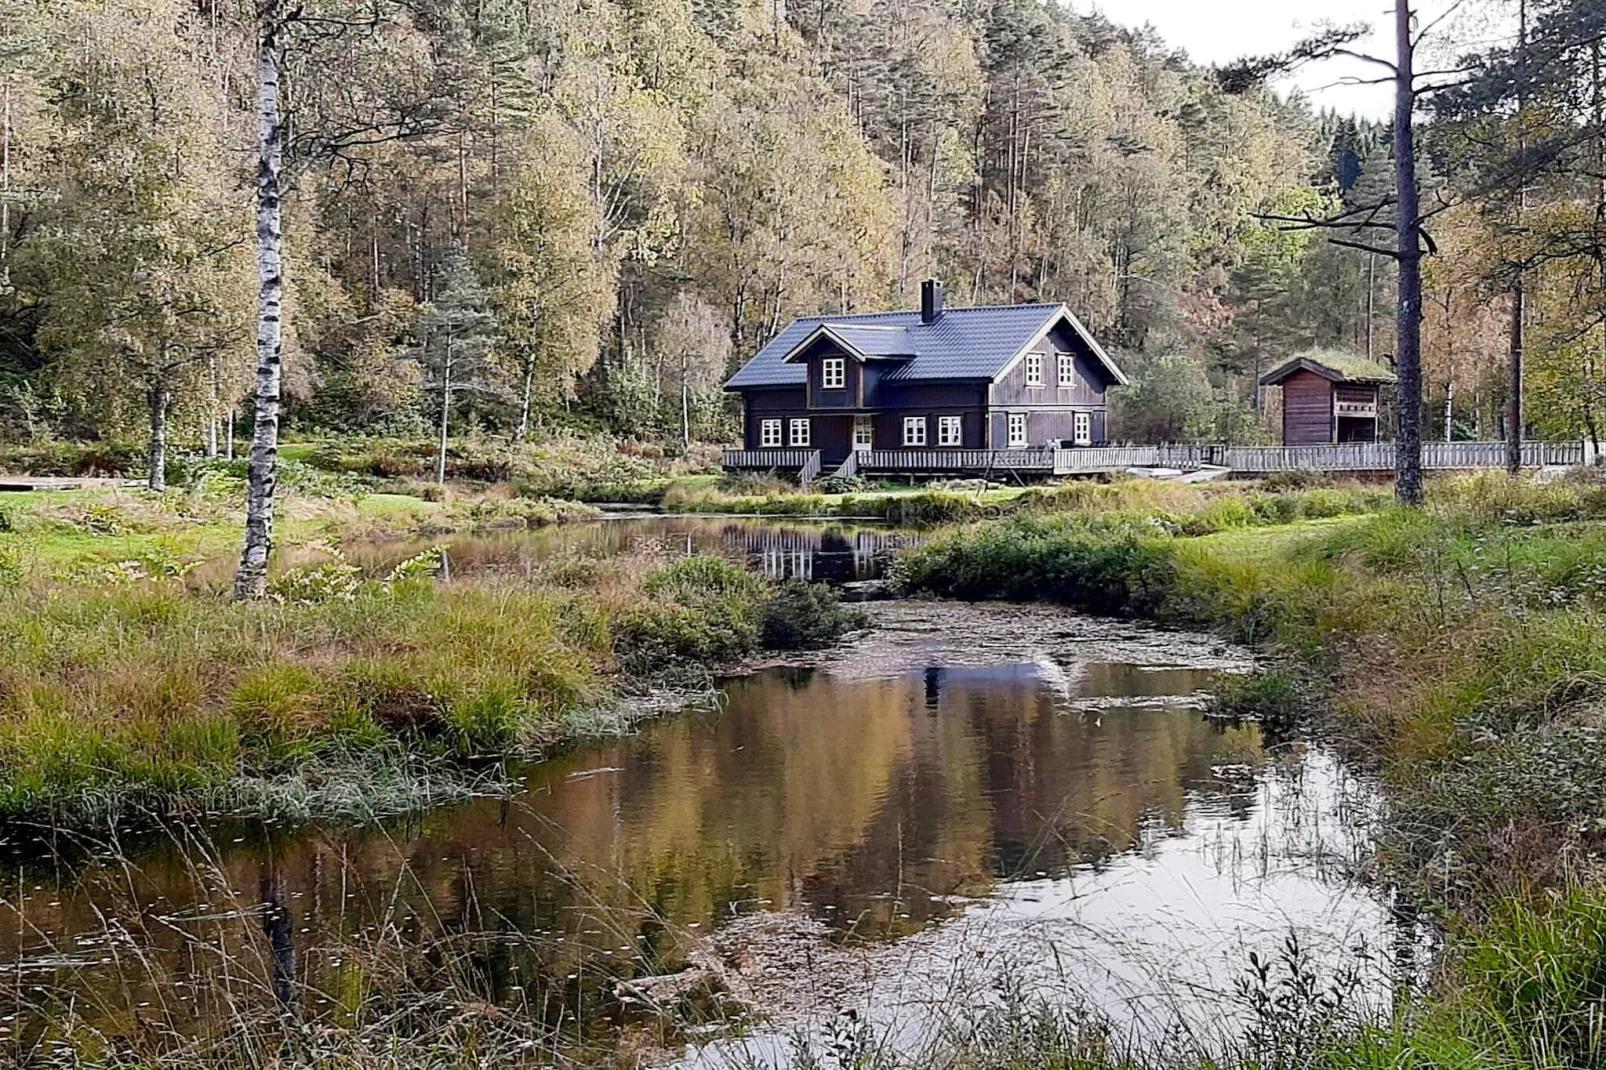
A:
[1209, 669, 1310, 733]
[761, 579, 869, 650]
[614, 555, 768, 672]
[817, 474, 869, 495]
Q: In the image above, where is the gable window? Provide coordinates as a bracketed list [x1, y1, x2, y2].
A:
[1025, 353, 1044, 387]
[789, 418, 811, 447]
[759, 419, 782, 448]
[821, 357, 846, 390]
[1007, 412, 1028, 448]
[1057, 351, 1075, 388]
[903, 416, 927, 446]
[1073, 411, 1092, 446]
[937, 415, 963, 447]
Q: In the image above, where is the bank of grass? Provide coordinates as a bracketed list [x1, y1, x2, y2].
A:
[0, 483, 599, 581]
[0, 537, 864, 827]
[662, 474, 1387, 528]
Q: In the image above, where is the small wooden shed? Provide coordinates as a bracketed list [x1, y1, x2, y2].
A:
[1259, 351, 1397, 446]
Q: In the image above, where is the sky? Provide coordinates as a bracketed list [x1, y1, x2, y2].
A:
[1091, 0, 1518, 120]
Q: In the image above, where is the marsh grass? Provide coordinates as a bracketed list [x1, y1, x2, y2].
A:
[0, 533, 859, 828]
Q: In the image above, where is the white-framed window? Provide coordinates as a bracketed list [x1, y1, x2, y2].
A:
[759, 419, 782, 447]
[853, 415, 874, 451]
[1073, 411, 1092, 446]
[937, 415, 963, 446]
[821, 357, 846, 390]
[1025, 352, 1044, 387]
[902, 416, 927, 446]
[1007, 411, 1028, 448]
[789, 418, 811, 447]
[1057, 351, 1075, 388]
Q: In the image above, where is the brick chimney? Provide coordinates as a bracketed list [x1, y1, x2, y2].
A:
[921, 279, 945, 324]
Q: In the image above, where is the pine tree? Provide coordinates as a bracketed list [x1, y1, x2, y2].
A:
[410, 249, 503, 484]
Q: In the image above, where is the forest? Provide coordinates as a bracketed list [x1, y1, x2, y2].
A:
[3, 0, 1599, 461]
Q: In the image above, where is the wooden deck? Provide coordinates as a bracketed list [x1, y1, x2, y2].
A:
[723, 440, 1594, 481]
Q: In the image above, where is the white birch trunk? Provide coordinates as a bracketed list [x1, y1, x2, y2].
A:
[436, 341, 452, 486]
[235, 26, 286, 599]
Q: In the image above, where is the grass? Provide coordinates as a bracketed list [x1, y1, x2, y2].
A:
[661, 475, 1388, 528]
[0, 487, 864, 828]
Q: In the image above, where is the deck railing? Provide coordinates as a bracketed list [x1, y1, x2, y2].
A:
[721, 449, 817, 470]
[1224, 440, 1586, 473]
[725, 441, 1591, 477]
[797, 450, 824, 486]
[860, 448, 1057, 471]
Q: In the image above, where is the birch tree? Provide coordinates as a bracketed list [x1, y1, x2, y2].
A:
[235, 0, 452, 599]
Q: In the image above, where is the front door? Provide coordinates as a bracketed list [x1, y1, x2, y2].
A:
[853, 415, 874, 453]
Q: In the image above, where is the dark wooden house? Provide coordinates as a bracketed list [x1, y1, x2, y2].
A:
[1259, 351, 1396, 446]
[724, 280, 1128, 468]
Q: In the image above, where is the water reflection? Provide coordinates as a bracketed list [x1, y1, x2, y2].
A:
[0, 637, 1375, 1057]
[346, 515, 920, 583]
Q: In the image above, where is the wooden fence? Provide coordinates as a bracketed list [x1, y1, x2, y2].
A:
[1224, 440, 1586, 473]
[721, 449, 818, 470]
[726, 441, 1592, 479]
[858, 448, 1059, 472]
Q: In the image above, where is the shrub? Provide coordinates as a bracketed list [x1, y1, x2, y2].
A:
[1209, 669, 1310, 733]
[817, 474, 869, 495]
[761, 579, 869, 650]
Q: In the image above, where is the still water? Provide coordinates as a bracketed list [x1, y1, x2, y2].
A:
[347, 513, 922, 583]
[1, 528, 1393, 1061]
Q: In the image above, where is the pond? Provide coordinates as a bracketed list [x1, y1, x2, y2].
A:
[0, 522, 1403, 1064]
[345, 513, 923, 583]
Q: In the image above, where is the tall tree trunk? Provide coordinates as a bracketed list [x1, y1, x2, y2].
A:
[1504, 294, 1525, 472]
[436, 344, 453, 486]
[227, 407, 236, 460]
[681, 351, 691, 449]
[1, 81, 11, 265]
[1393, 0, 1424, 505]
[147, 378, 172, 493]
[1507, 0, 1528, 475]
[235, 21, 286, 600]
[205, 353, 219, 458]
[517, 357, 534, 443]
[1445, 376, 1454, 442]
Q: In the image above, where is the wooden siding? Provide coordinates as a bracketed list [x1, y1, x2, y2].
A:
[741, 387, 806, 450]
[991, 322, 1109, 407]
[802, 340, 861, 409]
[1280, 370, 1334, 446]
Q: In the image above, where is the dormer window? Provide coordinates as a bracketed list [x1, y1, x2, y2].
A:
[1025, 353, 1044, 387]
[822, 358, 845, 390]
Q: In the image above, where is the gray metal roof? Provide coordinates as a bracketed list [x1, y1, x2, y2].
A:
[725, 303, 1126, 389]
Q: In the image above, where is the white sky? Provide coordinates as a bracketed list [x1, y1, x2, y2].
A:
[1089, 0, 1519, 120]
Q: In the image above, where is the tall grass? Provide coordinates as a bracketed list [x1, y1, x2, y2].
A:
[0, 544, 862, 828]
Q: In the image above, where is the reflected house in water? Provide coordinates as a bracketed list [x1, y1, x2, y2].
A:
[719, 524, 915, 582]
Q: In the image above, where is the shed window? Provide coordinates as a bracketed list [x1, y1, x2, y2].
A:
[1074, 411, 1092, 446]
[1025, 353, 1044, 387]
[789, 418, 811, 447]
[1057, 352, 1075, 388]
[1007, 412, 1028, 448]
[759, 419, 782, 447]
[903, 416, 927, 446]
[937, 415, 963, 447]
[822, 357, 845, 390]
